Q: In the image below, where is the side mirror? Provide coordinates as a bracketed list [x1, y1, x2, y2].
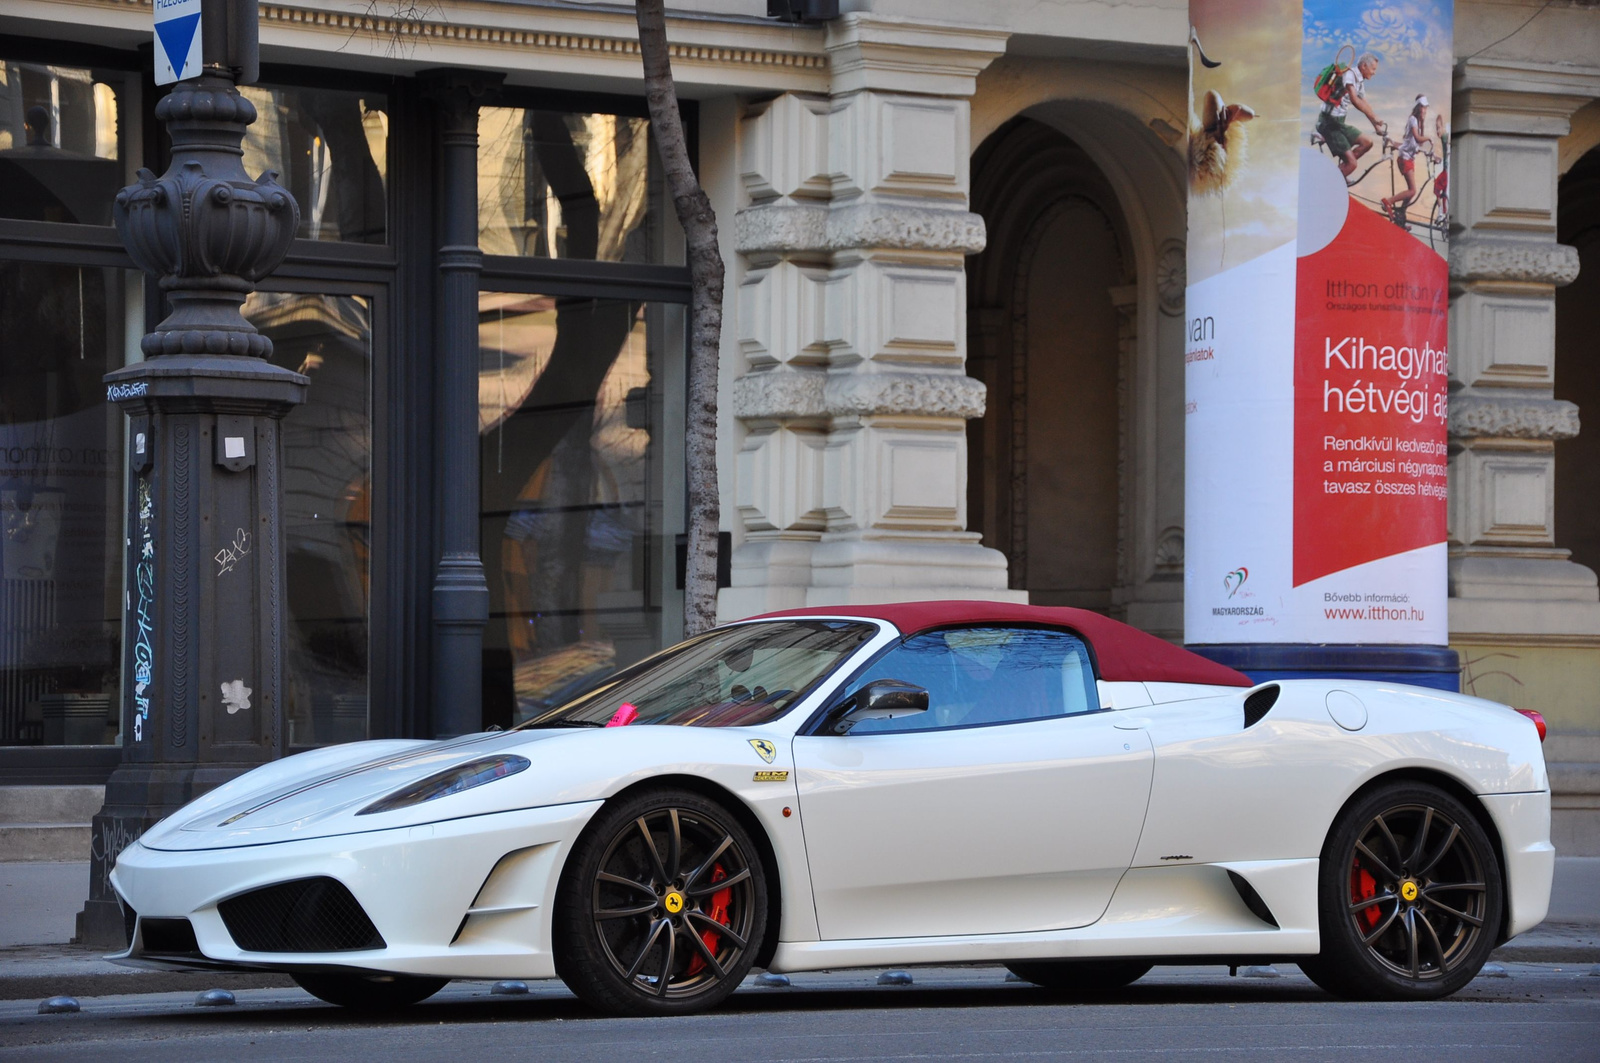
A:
[830, 679, 929, 735]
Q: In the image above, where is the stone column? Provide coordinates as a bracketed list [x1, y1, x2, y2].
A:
[80, 67, 305, 945]
[1448, 59, 1600, 633]
[420, 70, 501, 738]
[720, 17, 1023, 615]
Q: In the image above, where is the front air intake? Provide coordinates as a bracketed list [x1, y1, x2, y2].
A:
[1242, 684, 1280, 729]
[140, 917, 202, 956]
[218, 877, 385, 953]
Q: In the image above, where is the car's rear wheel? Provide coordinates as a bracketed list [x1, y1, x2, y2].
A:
[553, 787, 768, 1016]
[292, 972, 448, 1011]
[1005, 960, 1153, 993]
[1300, 782, 1502, 1001]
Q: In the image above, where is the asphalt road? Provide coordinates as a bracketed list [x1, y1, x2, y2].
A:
[2, 964, 1596, 1062]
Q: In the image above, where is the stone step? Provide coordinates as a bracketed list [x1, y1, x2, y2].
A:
[0, 786, 105, 826]
[0, 824, 92, 862]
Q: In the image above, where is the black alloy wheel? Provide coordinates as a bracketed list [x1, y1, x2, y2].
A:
[1300, 782, 1502, 1001]
[292, 972, 448, 1011]
[1004, 959, 1153, 994]
[554, 788, 767, 1016]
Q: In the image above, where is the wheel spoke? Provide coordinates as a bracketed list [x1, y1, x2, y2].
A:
[656, 921, 677, 996]
[1426, 880, 1486, 894]
[1374, 814, 1406, 875]
[1422, 897, 1483, 930]
[596, 900, 659, 920]
[687, 866, 751, 897]
[683, 920, 727, 980]
[1355, 840, 1400, 883]
[637, 816, 670, 885]
[624, 918, 668, 982]
[1406, 807, 1435, 869]
[1349, 891, 1398, 916]
[1415, 823, 1461, 878]
[688, 909, 746, 950]
[685, 834, 735, 890]
[1404, 908, 1420, 978]
[667, 809, 683, 882]
[1361, 900, 1403, 946]
[598, 871, 657, 897]
[1416, 908, 1449, 972]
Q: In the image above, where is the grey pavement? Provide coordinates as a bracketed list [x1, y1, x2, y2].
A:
[0, 963, 1596, 1062]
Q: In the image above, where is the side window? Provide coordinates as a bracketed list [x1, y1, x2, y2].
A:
[847, 627, 1097, 735]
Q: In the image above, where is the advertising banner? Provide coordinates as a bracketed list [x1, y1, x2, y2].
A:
[1185, 0, 1451, 646]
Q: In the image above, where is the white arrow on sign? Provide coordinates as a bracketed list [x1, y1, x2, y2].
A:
[154, 0, 203, 86]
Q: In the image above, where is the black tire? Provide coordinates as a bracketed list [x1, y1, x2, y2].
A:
[292, 972, 448, 1011]
[553, 787, 768, 1016]
[1005, 960, 1153, 994]
[1299, 782, 1502, 1001]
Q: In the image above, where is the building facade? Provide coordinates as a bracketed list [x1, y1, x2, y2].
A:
[1, 0, 1597, 853]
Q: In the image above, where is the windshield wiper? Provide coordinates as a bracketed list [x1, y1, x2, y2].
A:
[522, 719, 605, 729]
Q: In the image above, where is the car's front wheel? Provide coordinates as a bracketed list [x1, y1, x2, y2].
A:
[292, 972, 448, 1011]
[553, 787, 768, 1016]
[1300, 781, 1502, 1000]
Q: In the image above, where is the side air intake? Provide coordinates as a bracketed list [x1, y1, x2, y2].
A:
[1242, 684, 1280, 729]
[218, 877, 385, 953]
[1226, 870, 1280, 928]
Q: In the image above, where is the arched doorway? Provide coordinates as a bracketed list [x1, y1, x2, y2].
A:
[1556, 143, 1600, 578]
[967, 118, 1135, 612]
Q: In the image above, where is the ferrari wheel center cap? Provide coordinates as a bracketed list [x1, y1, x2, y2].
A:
[664, 890, 685, 914]
[1399, 880, 1419, 903]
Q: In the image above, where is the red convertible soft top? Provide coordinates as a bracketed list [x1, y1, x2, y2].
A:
[754, 600, 1253, 688]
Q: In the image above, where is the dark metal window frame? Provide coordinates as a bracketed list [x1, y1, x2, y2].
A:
[0, 46, 699, 779]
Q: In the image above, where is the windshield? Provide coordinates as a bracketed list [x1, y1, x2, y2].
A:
[516, 620, 878, 729]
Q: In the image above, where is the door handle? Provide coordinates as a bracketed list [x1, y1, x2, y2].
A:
[1112, 716, 1152, 730]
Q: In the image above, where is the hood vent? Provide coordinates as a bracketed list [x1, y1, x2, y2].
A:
[1242, 684, 1280, 729]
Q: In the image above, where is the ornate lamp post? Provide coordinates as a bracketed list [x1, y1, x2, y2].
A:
[77, 0, 304, 945]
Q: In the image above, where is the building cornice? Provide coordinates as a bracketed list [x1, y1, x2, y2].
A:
[59, 0, 830, 79]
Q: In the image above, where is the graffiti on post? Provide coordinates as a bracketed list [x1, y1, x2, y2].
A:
[131, 474, 156, 742]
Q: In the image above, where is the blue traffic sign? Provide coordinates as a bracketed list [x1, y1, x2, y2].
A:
[154, 0, 202, 85]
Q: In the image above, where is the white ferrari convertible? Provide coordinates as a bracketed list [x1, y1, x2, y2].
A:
[109, 602, 1553, 1014]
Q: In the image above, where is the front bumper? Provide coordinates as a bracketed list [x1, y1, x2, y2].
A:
[110, 801, 602, 980]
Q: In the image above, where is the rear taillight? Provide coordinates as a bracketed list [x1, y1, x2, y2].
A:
[1514, 708, 1546, 742]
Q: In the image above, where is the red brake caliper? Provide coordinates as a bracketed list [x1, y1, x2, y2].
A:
[1351, 859, 1380, 931]
[684, 863, 731, 977]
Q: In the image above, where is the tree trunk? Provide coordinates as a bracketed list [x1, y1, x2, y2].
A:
[635, 0, 724, 636]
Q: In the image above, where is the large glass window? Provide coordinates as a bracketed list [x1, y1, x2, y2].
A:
[245, 292, 373, 745]
[845, 627, 1099, 735]
[241, 85, 387, 243]
[0, 265, 132, 746]
[478, 107, 663, 263]
[0, 61, 132, 225]
[479, 293, 684, 727]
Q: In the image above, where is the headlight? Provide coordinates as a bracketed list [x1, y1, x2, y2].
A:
[357, 755, 530, 816]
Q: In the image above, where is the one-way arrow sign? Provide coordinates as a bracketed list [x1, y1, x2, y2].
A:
[154, 0, 203, 85]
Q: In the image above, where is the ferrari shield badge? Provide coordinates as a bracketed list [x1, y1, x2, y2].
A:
[748, 738, 777, 763]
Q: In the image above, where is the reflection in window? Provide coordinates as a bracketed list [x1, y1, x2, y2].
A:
[522, 621, 877, 729]
[478, 108, 658, 262]
[245, 293, 372, 745]
[480, 293, 684, 728]
[0, 61, 127, 225]
[848, 627, 1099, 734]
[0, 265, 127, 745]
[241, 85, 387, 243]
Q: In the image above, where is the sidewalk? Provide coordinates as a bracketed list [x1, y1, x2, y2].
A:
[3, 858, 1595, 1001]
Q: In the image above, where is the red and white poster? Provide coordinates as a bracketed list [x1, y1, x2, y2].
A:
[1185, 0, 1451, 645]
